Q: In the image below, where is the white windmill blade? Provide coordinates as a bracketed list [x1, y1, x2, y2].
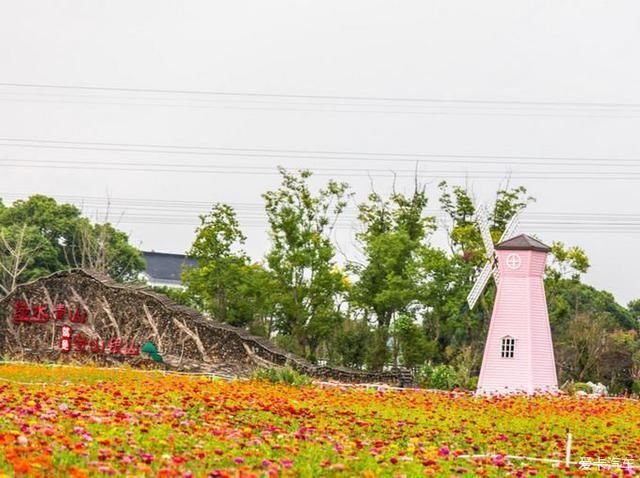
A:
[476, 206, 495, 258]
[499, 210, 521, 242]
[492, 262, 500, 287]
[467, 261, 494, 309]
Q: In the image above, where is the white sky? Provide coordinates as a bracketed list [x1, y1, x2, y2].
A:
[1, 1, 640, 303]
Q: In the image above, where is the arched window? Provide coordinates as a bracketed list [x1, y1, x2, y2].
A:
[501, 336, 515, 358]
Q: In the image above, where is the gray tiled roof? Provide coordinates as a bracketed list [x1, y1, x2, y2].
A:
[142, 251, 197, 284]
[496, 234, 551, 252]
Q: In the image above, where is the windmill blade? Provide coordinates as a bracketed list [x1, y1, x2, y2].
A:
[492, 262, 500, 287]
[476, 206, 495, 259]
[499, 210, 521, 242]
[467, 261, 494, 309]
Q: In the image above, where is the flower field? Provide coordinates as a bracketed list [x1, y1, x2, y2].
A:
[0, 364, 638, 477]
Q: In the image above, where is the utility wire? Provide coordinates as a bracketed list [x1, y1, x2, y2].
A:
[3, 192, 640, 220]
[2, 82, 640, 110]
[2, 192, 640, 233]
[4, 95, 640, 119]
[1, 138, 640, 168]
[3, 159, 640, 181]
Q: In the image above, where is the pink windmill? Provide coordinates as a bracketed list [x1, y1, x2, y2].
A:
[467, 208, 558, 395]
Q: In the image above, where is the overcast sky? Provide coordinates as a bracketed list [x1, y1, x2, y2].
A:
[1, 1, 640, 303]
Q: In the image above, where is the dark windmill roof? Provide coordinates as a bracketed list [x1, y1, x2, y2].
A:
[142, 251, 197, 283]
[495, 234, 551, 252]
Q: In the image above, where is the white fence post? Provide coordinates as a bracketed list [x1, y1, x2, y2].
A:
[565, 430, 573, 467]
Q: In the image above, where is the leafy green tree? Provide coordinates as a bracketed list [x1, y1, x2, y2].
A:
[349, 186, 436, 370]
[0, 224, 50, 295]
[183, 203, 276, 332]
[438, 181, 481, 258]
[151, 285, 206, 311]
[547, 279, 636, 333]
[333, 318, 372, 369]
[553, 311, 639, 391]
[86, 222, 146, 281]
[0, 195, 144, 292]
[547, 241, 590, 281]
[491, 185, 534, 232]
[392, 314, 437, 368]
[627, 299, 640, 323]
[544, 244, 635, 332]
[604, 329, 640, 393]
[542, 234, 640, 390]
[263, 168, 350, 361]
[418, 246, 475, 358]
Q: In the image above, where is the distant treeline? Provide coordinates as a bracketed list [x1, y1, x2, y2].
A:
[1, 170, 638, 392]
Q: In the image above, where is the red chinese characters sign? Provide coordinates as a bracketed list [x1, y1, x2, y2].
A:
[13, 301, 87, 324]
[12, 300, 140, 356]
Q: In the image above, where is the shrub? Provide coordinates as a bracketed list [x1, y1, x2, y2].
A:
[569, 382, 609, 395]
[415, 362, 479, 391]
[429, 364, 459, 390]
[252, 367, 312, 387]
[416, 363, 459, 390]
[573, 382, 592, 393]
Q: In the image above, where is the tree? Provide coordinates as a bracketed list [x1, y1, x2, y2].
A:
[152, 285, 206, 311]
[392, 314, 437, 369]
[556, 313, 610, 383]
[0, 224, 48, 295]
[626, 299, 640, 324]
[80, 222, 146, 282]
[263, 168, 350, 361]
[0, 195, 144, 293]
[349, 186, 436, 370]
[183, 203, 276, 332]
[554, 312, 639, 392]
[547, 279, 635, 332]
[546, 241, 590, 282]
[418, 245, 474, 359]
[334, 318, 372, 369]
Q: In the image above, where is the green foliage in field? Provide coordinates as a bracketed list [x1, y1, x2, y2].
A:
[252, 366, 313, 387]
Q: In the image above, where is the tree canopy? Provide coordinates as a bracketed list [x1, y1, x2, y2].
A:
[0, 195, 144, 295]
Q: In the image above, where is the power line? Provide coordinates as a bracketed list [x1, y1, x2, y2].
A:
[5, 192, 640, 221]
[4, 192, 640, 222]
[2, 82, 640, 110]
[4, 90, 640, 115]
[3, 158, 640, 181]
[1, 138, 639, 168]
[4, 95, 640, 119]
[3, 192, 640, 233]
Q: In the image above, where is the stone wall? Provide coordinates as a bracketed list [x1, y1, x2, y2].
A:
[0, 269, 412, 386]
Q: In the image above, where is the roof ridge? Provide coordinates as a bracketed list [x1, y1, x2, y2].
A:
[496, 233, 551, 252]
[142, 251, 190, 257]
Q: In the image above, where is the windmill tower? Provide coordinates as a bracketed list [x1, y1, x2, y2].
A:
[467, 208, 558, 395]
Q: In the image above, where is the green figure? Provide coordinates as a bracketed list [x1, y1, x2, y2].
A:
[141, 342, 163, 363]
